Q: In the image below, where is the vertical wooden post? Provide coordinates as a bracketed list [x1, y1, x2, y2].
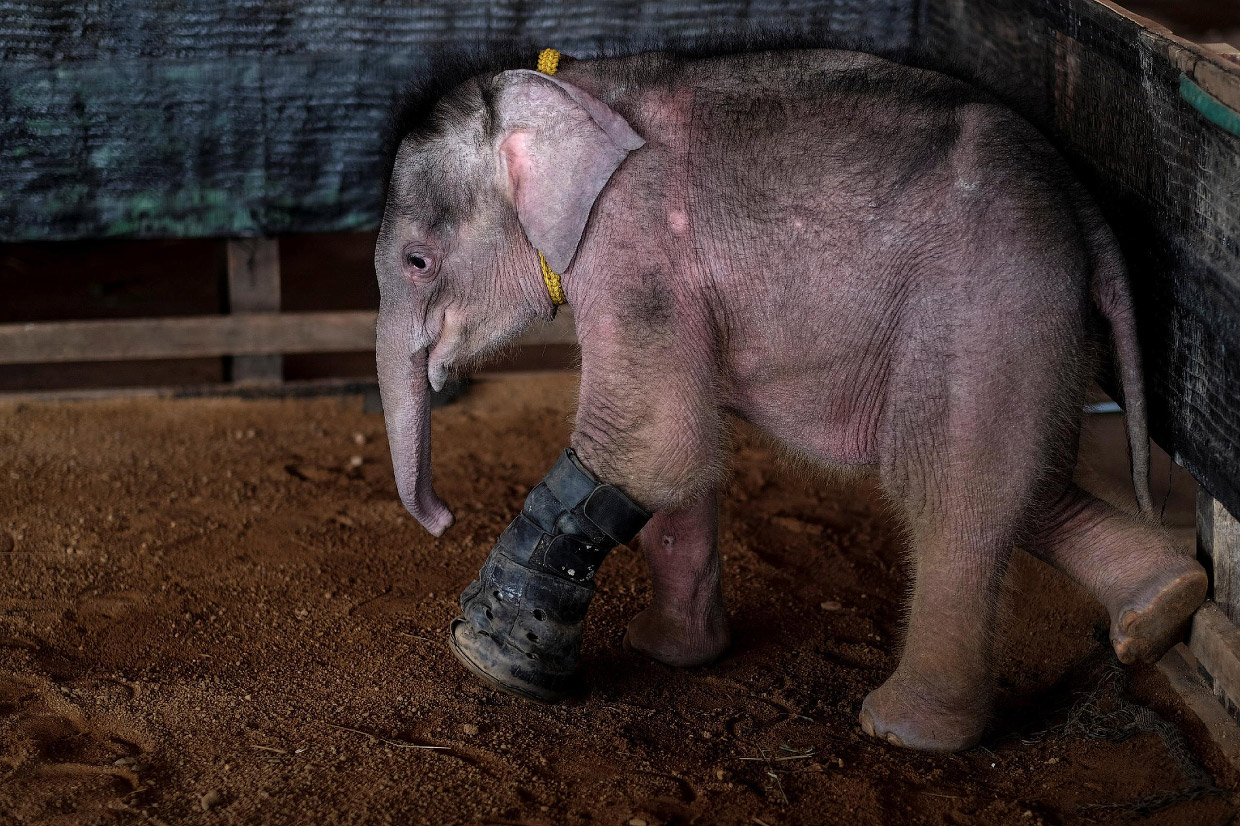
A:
[1201, 489, 1240, 622]
[226, 238, 282, 383]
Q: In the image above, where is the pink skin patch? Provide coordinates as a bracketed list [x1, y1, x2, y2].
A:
[667, 209, 690, 236]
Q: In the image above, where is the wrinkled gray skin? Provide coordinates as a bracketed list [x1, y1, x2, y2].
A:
[375, 49, 1207, 752]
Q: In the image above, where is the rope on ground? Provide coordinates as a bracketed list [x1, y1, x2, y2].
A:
[1024, 627, 1228, 816]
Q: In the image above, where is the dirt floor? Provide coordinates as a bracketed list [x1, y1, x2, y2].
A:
[0, 372, 1235, 825]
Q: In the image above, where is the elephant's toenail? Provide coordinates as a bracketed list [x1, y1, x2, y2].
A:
[859, 709, 875, 737]
[885, 732, 905, 747]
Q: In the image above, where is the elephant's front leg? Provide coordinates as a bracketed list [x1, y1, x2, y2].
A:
[449, 446, 654, 702]
[625, 495, 730, 667]
[450, 306, 722, 701]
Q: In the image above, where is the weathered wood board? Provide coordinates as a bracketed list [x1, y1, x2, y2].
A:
[0, 310, 577, 365]
[226, 237, 282, 382]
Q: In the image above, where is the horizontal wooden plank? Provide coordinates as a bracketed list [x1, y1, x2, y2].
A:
[0, 369, 577, 404]
[0, 310, 577, 364]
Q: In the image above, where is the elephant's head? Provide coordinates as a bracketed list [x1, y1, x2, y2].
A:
[375, 65, 644, 535]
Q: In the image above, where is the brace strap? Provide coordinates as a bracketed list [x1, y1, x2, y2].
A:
[494, 448, 650, 584]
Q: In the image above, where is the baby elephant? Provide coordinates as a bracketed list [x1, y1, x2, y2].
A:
[374, 46, 1207, 752]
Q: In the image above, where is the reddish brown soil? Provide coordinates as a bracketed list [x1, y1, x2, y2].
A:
[0, 373, 1234, 825]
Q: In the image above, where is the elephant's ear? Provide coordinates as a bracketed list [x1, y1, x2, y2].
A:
[494, 69, 644, 273]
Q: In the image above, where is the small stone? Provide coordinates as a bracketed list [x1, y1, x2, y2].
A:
[348, 455, 364, 468]
[1046, 756, 1059, 764]
[460, 723, 479, 736]
[200, 790, 224, 811]
[820, 600, 842, 611]
[715, 769, 726, 780]
[628, 819, 648, 826]
[352, 432, 367, 445]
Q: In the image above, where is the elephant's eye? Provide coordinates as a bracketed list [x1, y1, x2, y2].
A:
[402, 248, 436, 281]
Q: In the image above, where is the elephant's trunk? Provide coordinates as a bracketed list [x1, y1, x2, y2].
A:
[376, 306, 454, 536]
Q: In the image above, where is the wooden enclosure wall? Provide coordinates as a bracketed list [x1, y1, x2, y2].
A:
[923, 0, 1240, 520]
[2, 1, 1238, 523]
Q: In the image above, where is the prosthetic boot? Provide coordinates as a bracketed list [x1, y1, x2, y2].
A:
[450, 449, 651, 702]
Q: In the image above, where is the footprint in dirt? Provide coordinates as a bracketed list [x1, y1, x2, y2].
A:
[349, 590, 423, 620]
[283, 461, 344, 484]
[56, 590, 174, 671]
[584, 769, 700, 823]
[0, 674, 154, 821]
[73, 590, 143, 622]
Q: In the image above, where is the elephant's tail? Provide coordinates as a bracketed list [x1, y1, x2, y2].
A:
[1086, 216, 1154, 516]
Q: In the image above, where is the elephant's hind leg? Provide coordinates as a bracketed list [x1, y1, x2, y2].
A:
[860, 302, 1071, 751]
[1025, 483, 1206, 664]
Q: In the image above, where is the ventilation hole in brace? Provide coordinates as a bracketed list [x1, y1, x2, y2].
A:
[526, 651, 538, 660]
[532, 609, 546, 621]
[493, 590, 501, 601]
[484, 608, 493, 621]
[526, 631, 539, 644]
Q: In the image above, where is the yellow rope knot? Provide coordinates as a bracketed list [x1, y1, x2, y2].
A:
[537, 48, 560, 76]
[534, 49, 567, 307]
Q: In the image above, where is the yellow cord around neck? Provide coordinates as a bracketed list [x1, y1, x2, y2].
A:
[539, 251, 566, 306]
[534, 49, 568, 307]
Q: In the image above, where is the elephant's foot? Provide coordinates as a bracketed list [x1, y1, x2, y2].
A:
[623, 605, 729, 668]
[859, 671, 990, 752]
[449, 617, 578, 702]
[1109, 558, 1207, 664]
[452, 564, 591, 704]
[448, 449, 652, 701]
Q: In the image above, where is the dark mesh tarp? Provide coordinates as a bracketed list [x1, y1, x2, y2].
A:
[0, 0, 918, 241]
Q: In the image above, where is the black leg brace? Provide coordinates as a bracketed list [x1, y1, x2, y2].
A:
[450, 448, 651, 701]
